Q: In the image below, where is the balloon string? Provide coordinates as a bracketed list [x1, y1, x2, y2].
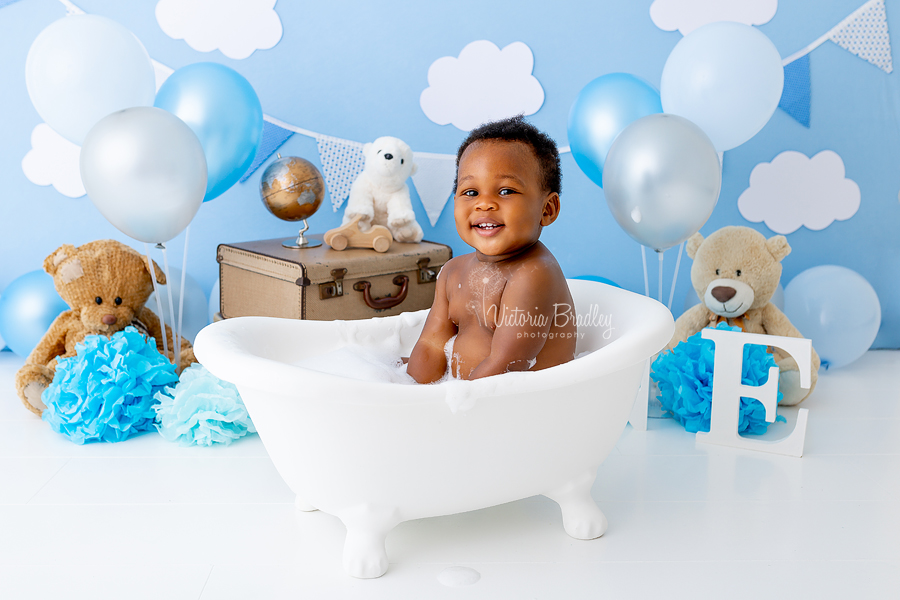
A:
[667, 242, 684, 311]
[657, 250, 664, 304]
[160, 243, 181, 369]
[144, 243, 169, 358]
[178, 225, 190, 367]
[641, 245, 649, 297]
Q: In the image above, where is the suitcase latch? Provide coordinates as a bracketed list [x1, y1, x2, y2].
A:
[417, 258, 438, 284]
[319, 268, 347, 300]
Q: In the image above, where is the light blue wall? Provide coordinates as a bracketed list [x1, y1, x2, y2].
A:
[1, 0, 898, 346]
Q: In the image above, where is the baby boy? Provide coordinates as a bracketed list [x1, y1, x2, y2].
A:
[407, 116, 576, 383]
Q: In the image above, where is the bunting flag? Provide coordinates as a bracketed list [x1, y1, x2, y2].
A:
[314, 134, 366, 211]
[779, 55, 811, 128]
[238, 118, 294, 183]
[779, 0, 892, 126]
[411, 153, 457, 226]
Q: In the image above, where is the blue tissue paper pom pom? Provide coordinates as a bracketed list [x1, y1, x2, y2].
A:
[42, 327, 179, 444]
[651, 323, 785, 435]
[154, 364, 255, 446]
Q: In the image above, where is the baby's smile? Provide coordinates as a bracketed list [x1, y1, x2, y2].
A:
[472, 217, 504, 236]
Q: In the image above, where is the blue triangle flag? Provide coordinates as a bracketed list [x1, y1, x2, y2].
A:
[779, 54, 811, 128]
[239, 120, 295, 183]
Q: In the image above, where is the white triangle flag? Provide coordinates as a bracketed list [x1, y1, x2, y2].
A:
[315, 134, 366, 211]
[411, 152, 457, 227]
[828, 0, 893, 73]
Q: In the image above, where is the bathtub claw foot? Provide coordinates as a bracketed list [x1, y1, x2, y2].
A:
[546, 470, 608, 540]
[340, 504, 400, 579]
[295, 496, 318, 512]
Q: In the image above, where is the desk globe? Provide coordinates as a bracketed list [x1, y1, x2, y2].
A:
[259, 155, 325, 249]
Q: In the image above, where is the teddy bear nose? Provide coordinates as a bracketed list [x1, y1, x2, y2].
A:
[101, 314, 117, 325]
[383, 153, 393, 160]
[711, 286, 737, 303]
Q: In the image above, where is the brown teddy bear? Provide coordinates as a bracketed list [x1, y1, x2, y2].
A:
[665, 226, 820, 406]
[14, 240, 195, 416]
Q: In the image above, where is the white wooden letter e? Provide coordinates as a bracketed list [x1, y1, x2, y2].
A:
[697, 328, 811, 458]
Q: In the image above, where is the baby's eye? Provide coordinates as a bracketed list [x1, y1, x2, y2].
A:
[736, 270, 742, 276]
[462, 189, 478, 197]
[499, 188, 514, 196]
[95, 297, 102, 305]
[115, 297, 123, 305]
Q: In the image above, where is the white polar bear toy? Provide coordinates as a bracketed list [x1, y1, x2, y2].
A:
[342, 136, 424, 243]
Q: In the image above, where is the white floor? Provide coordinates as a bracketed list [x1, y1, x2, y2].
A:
[1, 350, 898, 599]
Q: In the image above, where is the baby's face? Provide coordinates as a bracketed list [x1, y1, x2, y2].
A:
[454, 140, 559, 258]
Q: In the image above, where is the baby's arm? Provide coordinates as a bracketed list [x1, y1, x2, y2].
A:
[407, 265, 457, 383]
[469, 265, 556, 379]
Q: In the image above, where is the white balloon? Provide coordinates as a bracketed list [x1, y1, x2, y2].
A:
[80, 107, 207, 243]
[208, 278, 221, 324]
[0, 291, 6, 351]
[25, 15, 156, 146]
[148, 268, 209, 344]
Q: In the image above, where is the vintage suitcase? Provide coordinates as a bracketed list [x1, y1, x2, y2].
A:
[217, 236, 452, 320]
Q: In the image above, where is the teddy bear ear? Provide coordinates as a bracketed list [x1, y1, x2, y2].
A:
[143, 255, 166, 285]
[363, 142, 372, 156]
[410, 161, 418, 176]
[766, 235, 791, 262]
[686, 233, 705, 259]
[43, 244, 77, 277]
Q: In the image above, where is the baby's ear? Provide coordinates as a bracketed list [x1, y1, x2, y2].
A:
[540, 193, 560, 226]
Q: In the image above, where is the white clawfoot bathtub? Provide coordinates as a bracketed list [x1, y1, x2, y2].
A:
[194, 279, 674, 578]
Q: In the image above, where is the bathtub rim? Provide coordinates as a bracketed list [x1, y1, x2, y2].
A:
[194, 279, 674, 406]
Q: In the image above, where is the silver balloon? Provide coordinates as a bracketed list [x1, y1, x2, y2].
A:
[602, 113, 720, 251]
[80, 107, 207, 243]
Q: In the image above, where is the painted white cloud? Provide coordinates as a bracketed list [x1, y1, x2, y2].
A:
[420, 40, 545, 132]
[650, 0, 777, 35]
[22, 124, 85, 198]
[156, 0, 283, 60]
[738, 150, 860, 234]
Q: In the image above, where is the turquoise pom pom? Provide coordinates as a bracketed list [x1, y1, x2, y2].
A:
[154, 364, 255, 446]
[651, 322, 785, 435]
[41, 327, 178, 444]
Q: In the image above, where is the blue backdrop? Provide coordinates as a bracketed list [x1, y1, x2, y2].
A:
[1, 0, 898, 346]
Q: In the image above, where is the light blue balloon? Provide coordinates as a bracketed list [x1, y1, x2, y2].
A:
[155, 63, 263, 201]
[0, 271, 69, 358]
[573, 275, 621, 289]
[567, 73, 662, 187]
[784, 266, 881, 369]
[661, 21, 783, 152]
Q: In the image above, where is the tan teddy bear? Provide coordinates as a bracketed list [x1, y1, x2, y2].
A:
[14, 240, 195, 416]
[666, 226, 820, 406]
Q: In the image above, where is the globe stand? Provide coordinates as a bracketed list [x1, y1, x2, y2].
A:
[283, 219, 322, 249]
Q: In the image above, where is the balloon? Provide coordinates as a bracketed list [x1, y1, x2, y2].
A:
[661, 21, 783, 152]
[25, 15, 155, 146]
[602, 113, 720, 251]
[0, 271, 69, 357]
[0, 292, 5, 351]
[784, 266, 881, 369]
[147, 268, 209, 344]
[567, 73, 662, 187]
[208, 278, 220, 324]
[154, 63, 263, 201]
[573, 275, 621, 289]
[80, 107, 207, 243]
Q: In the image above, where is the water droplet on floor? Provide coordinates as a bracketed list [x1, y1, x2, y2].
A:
[437, 565, 481, 587]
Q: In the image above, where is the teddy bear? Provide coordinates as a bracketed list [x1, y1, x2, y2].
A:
[665, 226, 820, 406]
[14, 240, 196, 416]
[342, 136, 424, 243]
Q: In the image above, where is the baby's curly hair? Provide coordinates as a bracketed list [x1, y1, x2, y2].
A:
[454, 115, 562, 195]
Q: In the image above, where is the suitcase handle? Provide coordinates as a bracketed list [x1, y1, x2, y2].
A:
[353, 275, 409, 310]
